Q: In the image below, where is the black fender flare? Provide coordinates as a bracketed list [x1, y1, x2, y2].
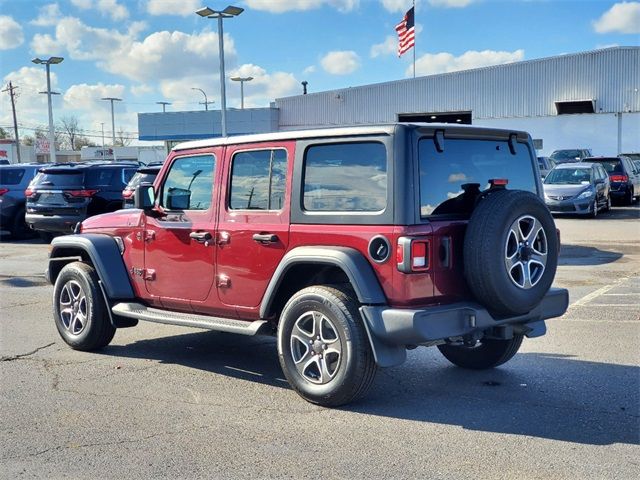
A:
[47, 234, 135, 300]
[259, 246, 387, 319]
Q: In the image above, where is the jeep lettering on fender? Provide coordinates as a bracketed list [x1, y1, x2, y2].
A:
[46, 124, 568, 407]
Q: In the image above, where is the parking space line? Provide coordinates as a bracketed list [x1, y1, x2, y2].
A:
[570, 282, 622, 308]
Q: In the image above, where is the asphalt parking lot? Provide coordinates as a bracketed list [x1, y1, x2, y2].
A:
[1, 205, 639, 479]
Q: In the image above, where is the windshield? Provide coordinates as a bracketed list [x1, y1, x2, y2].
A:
[550, 150, 581, 161]
[419, 138, 536, 218]
[544, 168, 592, 185]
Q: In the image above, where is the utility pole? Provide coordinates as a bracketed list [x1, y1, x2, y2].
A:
[2, 82, 21, 162]
[101, 97, 122, 146]
[100, 123, 105, 150]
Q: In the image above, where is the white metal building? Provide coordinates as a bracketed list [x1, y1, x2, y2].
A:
[276, 46, 639, 156]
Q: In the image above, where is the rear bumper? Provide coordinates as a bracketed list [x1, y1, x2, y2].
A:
[360, 287, 569, 367]
[25, 213, 86, 233]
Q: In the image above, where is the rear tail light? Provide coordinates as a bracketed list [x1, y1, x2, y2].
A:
[24, 187, 36, 198]
[610, 174, 628, 183]
[397, 237, 430, 273]
[122, 189, 134, 199]
[0, 188, 8, 196]
[63, 189, 99, 198]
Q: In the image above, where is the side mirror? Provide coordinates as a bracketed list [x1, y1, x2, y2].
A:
[134, 184, 155, 210]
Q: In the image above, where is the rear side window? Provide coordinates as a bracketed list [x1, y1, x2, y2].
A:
[419, 138, 536, 217]
[229, 149, 287, 210]
[85, 168, 115, 187]
[33, 171, 84, 188]
[303, 142, 387, 212]
[0, 168, 25, 185]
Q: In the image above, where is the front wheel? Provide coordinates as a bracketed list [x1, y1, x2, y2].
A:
[603, 195, 612, 212]
[277, 285, 376, 407]
[438, 334, 524, 370]
[53, 262, 116, 351]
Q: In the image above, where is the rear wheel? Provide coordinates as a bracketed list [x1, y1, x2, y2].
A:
[603, 195, 612, 212]
[438, 335, 524, 369]
[277, 285, 376, 407]
[53, 262, 115, 351]
[625, 188, 634, 205]
[10, 208, 32, 239]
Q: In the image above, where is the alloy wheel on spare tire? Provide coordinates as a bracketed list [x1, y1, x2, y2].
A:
[277, 285, 377, 407]
[463, 189, 559, 316]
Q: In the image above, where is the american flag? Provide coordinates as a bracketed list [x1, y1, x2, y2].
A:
[395, 6, 415, 57]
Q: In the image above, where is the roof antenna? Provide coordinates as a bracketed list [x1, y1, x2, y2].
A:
[302, 81, 308, 95]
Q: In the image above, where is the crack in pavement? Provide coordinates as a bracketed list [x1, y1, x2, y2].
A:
[0, 343, 55, 362]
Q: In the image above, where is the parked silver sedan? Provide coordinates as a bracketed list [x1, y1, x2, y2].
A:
[543, 162, 611, 217]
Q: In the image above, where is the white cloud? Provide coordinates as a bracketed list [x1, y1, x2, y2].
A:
[30, 4, 63, 27]
[246, 0, 358, 13]
[412, 49, 525, 76]
[71, 0, 92, 8]
[381, 0, 475, 12]
[303, 65, 316, 75]
[130, 84, 155, 97]
[320, 50, 361, 75]
[63, 83, 126, 110]
[0, 67, 55, 129]
[31, 33, 64, 56]
[0, 16, 24, 50]
[593, 1, 640, 34]
[97, 0, 129, 21]
[146, 0, 201, 16]
[370, 35, 397, 58]
[229, 64, 300, 105]
[448, 173, 470, 183]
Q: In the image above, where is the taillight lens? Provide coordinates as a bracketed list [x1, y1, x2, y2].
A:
[122, 189, 134, 199]
[397, 237, 430, 273]
[610, 174, 628, 183]
[0, 188, 8, 196]
[64, 189, 98, 198]
[24, 187, 36, 198]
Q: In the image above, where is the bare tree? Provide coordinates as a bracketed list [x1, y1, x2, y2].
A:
[114, 127, 132, 147]
[59, 115, 82, 150]
[75, 135, 97, 148]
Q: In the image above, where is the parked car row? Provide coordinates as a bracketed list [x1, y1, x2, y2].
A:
[0, 161, 163, 239]
[542, 155, 640, 217]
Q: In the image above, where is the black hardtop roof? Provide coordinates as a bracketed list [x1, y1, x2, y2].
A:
[39, 162, 139, 173]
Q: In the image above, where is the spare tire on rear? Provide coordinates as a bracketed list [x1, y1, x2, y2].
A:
[463, 189, 558, 316]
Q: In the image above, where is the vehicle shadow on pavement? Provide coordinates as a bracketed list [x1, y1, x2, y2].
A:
[356, 351, 640, 446]
[102, 331, 639, 446]
[559, 244, 623, 266]
[103, 330, 287, 390]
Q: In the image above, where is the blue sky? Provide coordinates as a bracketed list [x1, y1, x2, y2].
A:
[0, 0, 638, 144]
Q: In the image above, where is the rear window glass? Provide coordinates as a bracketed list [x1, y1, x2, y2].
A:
[0, 168, 25, 185]
[127, 171, 159, 189]
[590, 159, 622, 174]
[303, 142, 387, 212]
[33, 171, 84, 188]
[419, 138, 536, 217]
[229, 149, 287, 211]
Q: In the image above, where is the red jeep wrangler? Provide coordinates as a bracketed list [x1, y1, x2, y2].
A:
[46, 124, 568, 406]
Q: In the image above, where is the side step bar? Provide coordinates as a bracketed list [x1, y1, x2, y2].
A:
[112, 302, 269, 336]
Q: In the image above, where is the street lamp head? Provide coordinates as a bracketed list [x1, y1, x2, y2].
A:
[196, 6, 216, 17]
[31, 58, 44, 64]
[230, 76, 254, 82]
[222, 5, 244, 16]
[48, 57, 64, 64]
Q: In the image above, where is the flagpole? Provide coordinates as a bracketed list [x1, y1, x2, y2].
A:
[412, 0, 416, 78]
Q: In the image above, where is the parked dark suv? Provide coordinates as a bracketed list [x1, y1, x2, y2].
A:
[122, 164, 162, 208]
[25, 162, 138, 235]
[583, 156, 640, 205]
[46, 124, 568, 407]
[0, 164, 40, 238]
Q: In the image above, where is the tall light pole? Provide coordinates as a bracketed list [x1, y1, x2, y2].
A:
[156, 101, 171, 112]
[101, 97, 122, 146]
[32, 56, 63, 163]
[196, 5, 244, 137]
[230, 76, 253, 109]
[191, 87, 214, 111]
[100, 123, 105, 150]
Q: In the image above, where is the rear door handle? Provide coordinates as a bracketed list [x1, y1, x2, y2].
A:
[190, 231, 212, 243]
[252, 233, 278, 244]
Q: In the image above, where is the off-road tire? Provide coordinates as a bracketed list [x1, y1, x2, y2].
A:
[277, 285, 377, 407]
[464, 189, 559, 316]
[438, 334, 524, 369]
[53, 262, 115, 351]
